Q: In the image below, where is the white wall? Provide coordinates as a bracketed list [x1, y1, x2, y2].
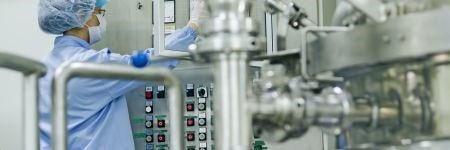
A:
[0, 0, 54, 149]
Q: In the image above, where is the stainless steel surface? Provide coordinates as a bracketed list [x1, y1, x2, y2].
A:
[299, 26, 348, 79]
[52, 62, 183, 150]
[153, 0, 164, 56]
[0, 52, 46, 150]
[212, 53, 252, 150]
[308, 7, 450, 75]
[0, 51, 46, 75]
[23, 74, 40, 150]
[339, 54, 450, 149]
[345, 0, 386, 22]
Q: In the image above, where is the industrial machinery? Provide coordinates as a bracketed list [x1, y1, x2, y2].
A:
[47, 0, 450, 149]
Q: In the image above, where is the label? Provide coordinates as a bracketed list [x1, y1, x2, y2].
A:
[198, 112, 206, 118]
[199, 127, 207, 133]
[146, 86, 153, 91]
[187, 84, 194, 89]
[158, 85, 165, 91]
[198, 98, 206, 103]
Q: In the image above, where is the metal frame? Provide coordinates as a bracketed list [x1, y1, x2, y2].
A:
[153, 0, 191, 57]
[51, 62, 184, 150]
[0, 51, 46, 150]
[299, 26, 348, 79]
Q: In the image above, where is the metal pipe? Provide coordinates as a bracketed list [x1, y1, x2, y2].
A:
[153, 0, 165, 55]
[52, 62, 183, 150]
[23, 74, 41, 150]
[212, 52, 252, 150]
[0, 51, 46, 75]
[0, 52, 46, 150]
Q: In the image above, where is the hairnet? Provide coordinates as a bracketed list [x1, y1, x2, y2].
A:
[96, 0, 110, 7]
[38, 0, 96, 34]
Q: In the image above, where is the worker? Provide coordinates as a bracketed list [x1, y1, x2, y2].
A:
[37, 0, 207, 149]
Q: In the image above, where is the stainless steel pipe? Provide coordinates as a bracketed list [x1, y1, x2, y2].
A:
[212, 52, 252, 150]
[52, 62, 183, 150]
[0, 51, 46, 150]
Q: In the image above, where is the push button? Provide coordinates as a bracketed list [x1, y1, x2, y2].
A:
[186, 103, 195, 112]
[187, 133, 195, 141]
[157, 120, 165, 128]
[157, 134, 166, 142]
[145, 86, 153, 100]
[187, 118, 195, 126]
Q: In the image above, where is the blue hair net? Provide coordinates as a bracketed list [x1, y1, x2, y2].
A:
[38, 0, 95, 34]
[96, 0, 110, 7]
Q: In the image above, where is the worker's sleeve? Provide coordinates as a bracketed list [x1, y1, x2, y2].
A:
[88, 26, 198, 99]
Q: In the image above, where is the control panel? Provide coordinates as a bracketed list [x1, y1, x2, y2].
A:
[126, 65, 266, 150]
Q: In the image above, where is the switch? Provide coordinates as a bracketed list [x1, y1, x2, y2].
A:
[198, 103, 206, 111]
[197, 87, 207, 98]
[186, 118, 195, 126]
[198, 98, 206, 111]
[186, 84, 195, 97]
[198, 113, 206, 126]
[187, 133, 195, 141]
[145, 106, 153, 113]
[198, 118, 207, 126]
[157, 134, 166, 142]
[199, 133, 207, 141]
[146, 135, 153, 143]
[199, 127, 207, 141]
[186, 103, 195, 112]
[145, 120, 153, 128]
[157, 120, 165, 128]
[145, 86, 153, 100]
[157, 85, 165, 98]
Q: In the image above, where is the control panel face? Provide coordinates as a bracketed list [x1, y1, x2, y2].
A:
[126, 66, 215, 150]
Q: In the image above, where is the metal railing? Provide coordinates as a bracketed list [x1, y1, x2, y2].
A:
[0, 51, 47, 150]
[51, 62, 184, 150]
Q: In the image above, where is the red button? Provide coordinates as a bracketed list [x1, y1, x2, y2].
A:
[157, 120, 165, 128]
[187, 133, 195, 141]
[145, 91, 153, 99]
[157, 134, 166, 142]
[187, 118, 195, 126]
[186, 104, 194, 111]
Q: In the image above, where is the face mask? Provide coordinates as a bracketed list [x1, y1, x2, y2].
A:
[87, 14, 107, 45]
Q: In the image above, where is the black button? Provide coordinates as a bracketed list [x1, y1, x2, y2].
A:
[198, 103, 206, 111]
[198, 118, 207, 126]
[157, 91, 165, 98]
[145, 120, 153, 128]
[186, 89, 195, 97]
[199, 133, 207, 141]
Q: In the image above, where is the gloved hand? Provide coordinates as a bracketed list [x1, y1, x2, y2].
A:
[188, 0, 209, 32]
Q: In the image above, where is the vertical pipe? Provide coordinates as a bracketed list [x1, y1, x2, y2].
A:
[213, 52, 252, 150]
[153, 0, 165, 55]
[52, 72, 69, 150]
[23, 74, 40, 150]
[317, 0, 324, 26]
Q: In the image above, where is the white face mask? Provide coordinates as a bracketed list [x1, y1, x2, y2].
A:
[87, 14, 107, 45]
